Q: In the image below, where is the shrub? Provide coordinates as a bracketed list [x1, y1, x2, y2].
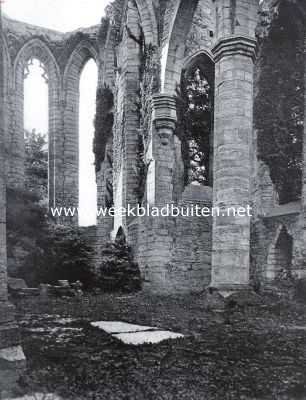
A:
[24, 224, 94, 288]
[94, 239, 142, 293]
[24, 129, 48, 202]
[7, 188, 94, 287]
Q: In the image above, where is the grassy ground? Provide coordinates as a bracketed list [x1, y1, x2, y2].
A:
[13, 292, 306, 400]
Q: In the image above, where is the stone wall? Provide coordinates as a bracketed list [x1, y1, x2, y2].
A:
[97, 0, 306, 293]
[2, 16, 101, 211]
[2, 0, 306, 297]
[0, 8, 26, 393]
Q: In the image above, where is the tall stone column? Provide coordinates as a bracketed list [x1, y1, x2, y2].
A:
[151, 94, 177, 206]
[210, 0, 258, 290]
[0, 4, 26, 393]
[302, 26, 306, 279]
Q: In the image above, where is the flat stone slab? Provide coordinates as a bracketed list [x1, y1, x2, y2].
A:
[0, 346, 26, 362]
[91, 321, 183, 345]
[8, 278, 28, 290]
[4, 394, 61, 400]
[91, 321, 158, 334]
[113, 330, 184, 345]
[281, 325, 306, 331]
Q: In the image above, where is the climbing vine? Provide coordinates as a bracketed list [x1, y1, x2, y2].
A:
[128, 21, 160, 204]
[255, 1, 304, 204]
[93, 85, 114, 173]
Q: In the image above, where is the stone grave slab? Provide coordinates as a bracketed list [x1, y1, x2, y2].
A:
[91, 321, 184, 345]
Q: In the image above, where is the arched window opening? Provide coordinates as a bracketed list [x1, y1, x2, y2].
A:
[79, 59, 98, 227]
[176, 54, 214, 187]
[24, 58, 48, 203]
[266, 226, 293, 280]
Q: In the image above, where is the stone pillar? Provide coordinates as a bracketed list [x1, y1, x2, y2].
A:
[0, 4, 26, 394]
[210, 0, 258, 290]
[302, 28, 306, 278]
[151, 94, 177, 206]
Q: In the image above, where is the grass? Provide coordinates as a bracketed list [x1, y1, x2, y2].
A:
[13, 292, 306, 400]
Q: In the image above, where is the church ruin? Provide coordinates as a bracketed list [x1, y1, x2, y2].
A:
[1, 0, 306, 389]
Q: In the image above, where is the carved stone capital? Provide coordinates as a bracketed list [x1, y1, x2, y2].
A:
[152, 94, 177, 145]
[212, 36, 257, 63]
[152, 94, 177, 128]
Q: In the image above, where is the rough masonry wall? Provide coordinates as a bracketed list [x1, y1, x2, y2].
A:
[133, 186, 212, 293]
[0, 11, 26, 391]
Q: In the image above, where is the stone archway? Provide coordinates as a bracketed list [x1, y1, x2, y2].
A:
[12, 38, 61, 205]
[2, 34, 12, 178]
[266, 225, 293, 280]
[134, 0, 158, 46]
[179, 51, 215, 187]
[59, 41, 99, 212]
[161, 0, 200, 93]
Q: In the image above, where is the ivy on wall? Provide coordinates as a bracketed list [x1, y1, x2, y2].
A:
[153, 0, 169, 45]
[127, 21, 160, 205]
[255, 1, 304, 204]
[93, 85, 114, 173]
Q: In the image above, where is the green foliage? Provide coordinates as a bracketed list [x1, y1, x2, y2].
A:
[153, 0, 169, 44]
[94, 239, 142, 293]
[175, 67, 213, 186]
[104, 0, 125, 44]
[136, 40, 160, 204]
[93, 85, 114, 173]
[6, 188, 93, 287]
[24, 129, 48, 202]
[98, 16, 110, 44]
[134, 135, 148, 205]
[24, 224, 94, 288]
[7, 187, 47, 239]
[6, 187, 48, 280]
[255, 2, 304, 204]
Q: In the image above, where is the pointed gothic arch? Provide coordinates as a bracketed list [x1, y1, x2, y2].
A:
[134, 0, 158, 46]
[177, 51, 215, 187]
[12, 38, 61, 205]
[161, 0, 200, 93]
[60, 41, 99, 218]
[2, 34, 12, 177]
[266, 225, 293, 280]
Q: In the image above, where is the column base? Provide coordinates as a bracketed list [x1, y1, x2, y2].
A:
[208, 283, 252, 297]
[204, 285, 261, 310]
[0, 303, 26, 395]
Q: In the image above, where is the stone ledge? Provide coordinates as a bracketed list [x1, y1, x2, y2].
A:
[152, 94, 177, 126]
[261, 201, 301, 219]
[212, 36, 257, 62]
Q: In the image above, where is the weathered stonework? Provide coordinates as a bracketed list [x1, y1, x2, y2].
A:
[0, 5, 26, 393]
[2, 15, 101, 211]
[1, 0, 306, 303]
